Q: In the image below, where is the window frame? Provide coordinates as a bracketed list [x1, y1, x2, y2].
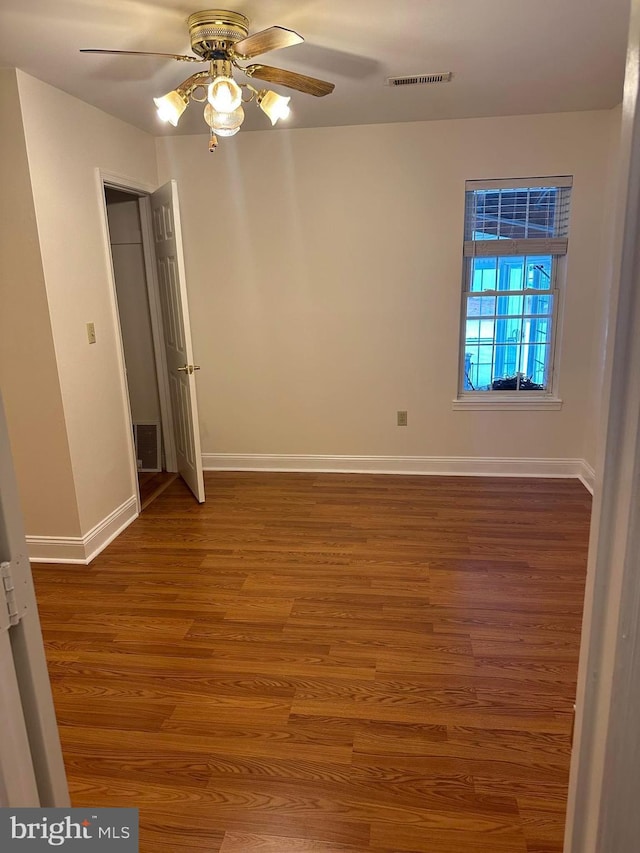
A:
[455, 177, 572, 409]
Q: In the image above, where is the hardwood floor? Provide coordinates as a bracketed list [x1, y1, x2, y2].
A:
[138, 471, 178, 511]
[32, 473, 591, 853]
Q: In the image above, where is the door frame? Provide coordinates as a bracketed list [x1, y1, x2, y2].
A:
[95, 168, 177, 513]
[564, 3, 640, 850]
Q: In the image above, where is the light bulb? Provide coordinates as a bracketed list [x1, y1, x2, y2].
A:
[203, 103, 245, 134]
[207, 76, 242, 112]
[258, 90, 291, 125]
[153, 91, 187, 126]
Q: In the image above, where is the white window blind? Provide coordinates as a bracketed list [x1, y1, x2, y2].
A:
[463, 179, 573, 259]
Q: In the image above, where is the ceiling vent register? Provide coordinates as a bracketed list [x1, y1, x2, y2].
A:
[387, 72, 453, 86]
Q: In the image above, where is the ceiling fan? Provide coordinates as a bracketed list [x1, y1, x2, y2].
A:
[81, 9, 335, 150]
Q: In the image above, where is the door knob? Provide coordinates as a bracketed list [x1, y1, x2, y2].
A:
[193, 365, 201, 371]
[177, 365, 189, 372]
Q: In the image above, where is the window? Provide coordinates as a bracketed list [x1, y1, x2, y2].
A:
[459, 177, 572, 400]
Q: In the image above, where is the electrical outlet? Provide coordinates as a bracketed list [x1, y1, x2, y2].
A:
[86, 322, 96, 344]
[397, 410, 408, 426]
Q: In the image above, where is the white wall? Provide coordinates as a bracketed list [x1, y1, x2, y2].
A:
[156, 110, 614, 463]
[15, 71, 158, 535]
[107, 199, 162, 426]
[0, 69, 80, 537]
[582, 104, 623, 471]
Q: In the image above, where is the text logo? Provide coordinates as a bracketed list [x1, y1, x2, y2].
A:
[0, 809, 138, 851]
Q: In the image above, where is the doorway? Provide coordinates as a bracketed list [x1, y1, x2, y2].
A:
[98, 172, 205, 508]
[104, 186, 177, 511]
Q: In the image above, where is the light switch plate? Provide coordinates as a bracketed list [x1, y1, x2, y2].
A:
[86, 322, 96, 344]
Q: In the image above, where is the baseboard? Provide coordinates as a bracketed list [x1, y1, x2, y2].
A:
[27, 495, 138, 565]
[83, 495, 139, 563]
[202, 453, 588, 479]
[578, 461, 596, 494]
[24, 537, 89, 565]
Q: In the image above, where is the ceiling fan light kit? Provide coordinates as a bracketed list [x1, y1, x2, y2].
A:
[81, 9, 335, 152]
[204, 101, 244, 134]
[207, 75, 242, 111]
[257, 90, 291, 125]
[153, 90, 189, 126]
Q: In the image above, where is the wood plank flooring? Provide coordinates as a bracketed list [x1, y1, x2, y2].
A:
[32, 473, 591, 853]
[138, 471, 178, 511]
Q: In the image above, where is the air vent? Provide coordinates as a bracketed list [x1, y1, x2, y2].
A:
[387, 72, 453, 87]
[133, 422, 161, 472]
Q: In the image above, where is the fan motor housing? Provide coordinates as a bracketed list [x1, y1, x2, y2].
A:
[188, 10, 249, 57]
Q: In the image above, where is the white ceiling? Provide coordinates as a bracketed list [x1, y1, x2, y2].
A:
[0, 0, 630, 137]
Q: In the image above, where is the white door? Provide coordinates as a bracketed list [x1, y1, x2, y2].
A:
[150, 181, 205, 503]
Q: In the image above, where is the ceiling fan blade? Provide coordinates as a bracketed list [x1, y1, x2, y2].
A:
[80, 49, 201, 63]
[243, 64, 335, 96]
[233, 26, 303, 59]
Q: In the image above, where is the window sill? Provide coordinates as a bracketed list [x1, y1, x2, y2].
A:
[452, 396, 563, 411]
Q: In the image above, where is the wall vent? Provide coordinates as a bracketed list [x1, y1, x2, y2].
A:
[133, 422, 161, 472]
[387, 72, 453, 87]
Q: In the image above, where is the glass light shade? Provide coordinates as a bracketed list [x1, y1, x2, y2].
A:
[203, 103, 245, 133]
[207, 76, 242, 112]
[153, 91, 187, 126]
[259, 90, 291, 125]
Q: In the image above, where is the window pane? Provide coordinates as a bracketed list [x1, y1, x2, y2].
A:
[525, 343, 550, 387]
[464, 348, 495, 391]
[463, 348, 478, 389]
[496, 317, 522, 343]
[468, 296, 481, 317]
[493, 344, 520, 379]
[464, 349, 492, 390]
[524, 293, 553, 316]
[525, 317, 551, 345]
[497, 256, 525, 290]
[465, 319, 480, 342]
[470, 257, 497, 291]
[479, 296, 496, 316]
[478, 319, 495, 340]
[468, 295, 497, 316]
[476, 362, 493, 390]
[497, 294, 524, 316]
[525, 255, 552, 289]
[478, 344, 494, 365]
